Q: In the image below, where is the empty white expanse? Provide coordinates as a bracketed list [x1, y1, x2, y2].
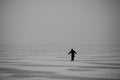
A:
[0, 0, 120, 45]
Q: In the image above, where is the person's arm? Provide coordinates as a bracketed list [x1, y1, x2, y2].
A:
[75, 51, 77, 54]
[68, 51, 71, 55]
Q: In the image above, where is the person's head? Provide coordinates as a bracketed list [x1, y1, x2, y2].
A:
[71, 49, 74, 51]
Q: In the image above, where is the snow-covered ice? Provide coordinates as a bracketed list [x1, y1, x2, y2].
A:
[0, 45, 120, 80]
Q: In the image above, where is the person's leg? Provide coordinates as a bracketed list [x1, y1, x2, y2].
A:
[73, 57, 74, 61]
[71, 56, 72, 61]
[71, 56, 74, 61]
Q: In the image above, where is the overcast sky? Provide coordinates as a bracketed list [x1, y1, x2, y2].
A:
[0, 0, 120, 45]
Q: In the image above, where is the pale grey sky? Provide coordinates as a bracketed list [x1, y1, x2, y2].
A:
[0, 0, 120, 45]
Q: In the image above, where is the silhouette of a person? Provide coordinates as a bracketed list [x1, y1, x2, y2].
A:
[68, 49, 77, 61]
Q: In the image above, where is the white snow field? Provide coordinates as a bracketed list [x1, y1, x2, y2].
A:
[0, 44, 120, 80]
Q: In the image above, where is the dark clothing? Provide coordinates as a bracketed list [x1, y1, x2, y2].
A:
[68, 49, 77, 61]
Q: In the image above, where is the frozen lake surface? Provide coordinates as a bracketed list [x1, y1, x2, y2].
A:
[0, 44, 120, 80]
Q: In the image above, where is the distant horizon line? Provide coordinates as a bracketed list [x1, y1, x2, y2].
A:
[0, 43, 120, 47]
